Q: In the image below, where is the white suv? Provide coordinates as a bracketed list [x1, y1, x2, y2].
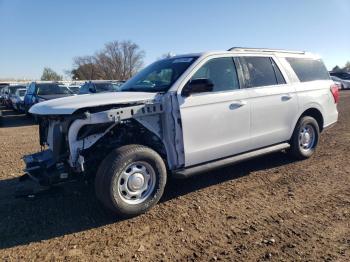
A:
[22, 47, 339, 217]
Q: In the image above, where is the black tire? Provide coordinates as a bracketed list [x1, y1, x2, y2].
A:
[95, 144, 167, 217]
[289, 116, 319, 159]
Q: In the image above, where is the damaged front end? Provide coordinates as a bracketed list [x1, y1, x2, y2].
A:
[16, 101, 168, 197]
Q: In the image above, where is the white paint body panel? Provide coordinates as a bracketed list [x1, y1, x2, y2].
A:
[178, 89, 251, 166]
[248, 84, 298, 149]
[29, 92, 158, 115]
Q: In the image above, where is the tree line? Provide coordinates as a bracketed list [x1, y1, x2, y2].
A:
[41, 40, 145, 81]
[331, 62, 350, 73]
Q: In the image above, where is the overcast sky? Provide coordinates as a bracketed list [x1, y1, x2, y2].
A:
[0, 0, 349, 79]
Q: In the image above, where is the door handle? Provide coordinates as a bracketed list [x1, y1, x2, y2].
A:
[229, 100, 247, 109]
[281, 94, 292, 101]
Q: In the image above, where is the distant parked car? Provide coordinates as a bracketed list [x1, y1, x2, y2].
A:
[78, 80, 123, 94]
[11, 88, 27, 112]
[1, 86, 10, 107]
[67, 85, 81, 94]
[24, 82, 74, 114]
[331, 76, 350, 90]
[0, 83, 9, 105]
[330, 71, 350, 80]
[4, 85, 24, 108]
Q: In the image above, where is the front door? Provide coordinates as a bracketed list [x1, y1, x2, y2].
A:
[178, 57, 251, 167]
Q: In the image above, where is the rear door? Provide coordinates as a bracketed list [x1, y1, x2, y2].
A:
[239, 56, 298, 148]
[178, 56, 252, 166]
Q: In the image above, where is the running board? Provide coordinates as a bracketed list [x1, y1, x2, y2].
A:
[173, 143, 290, 178]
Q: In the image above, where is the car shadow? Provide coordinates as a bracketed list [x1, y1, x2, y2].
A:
[0, 151, 295, 249]
[0, 106, 34, 128]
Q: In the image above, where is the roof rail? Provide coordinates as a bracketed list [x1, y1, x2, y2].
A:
[227, 47, 305, 54]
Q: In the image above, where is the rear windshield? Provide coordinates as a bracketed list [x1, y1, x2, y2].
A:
[37, 84, 71, 95]
[286, 58, 330, 82]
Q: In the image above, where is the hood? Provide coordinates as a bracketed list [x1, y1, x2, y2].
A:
[29, 92, 159, 115]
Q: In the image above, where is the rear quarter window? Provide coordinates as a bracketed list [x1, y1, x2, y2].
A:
[286, 58, 330, 82]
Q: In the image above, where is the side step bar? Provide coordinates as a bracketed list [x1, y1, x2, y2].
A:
[173, 143, 290, 178]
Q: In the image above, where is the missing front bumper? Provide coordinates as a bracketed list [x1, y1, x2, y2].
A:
[15, 149, 72, 197]
[22, 149, 70, 183]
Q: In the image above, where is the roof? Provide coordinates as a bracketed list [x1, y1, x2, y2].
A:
[169, 47, 319, 60]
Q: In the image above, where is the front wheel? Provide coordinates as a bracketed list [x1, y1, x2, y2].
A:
[95, 145, 167, 217]
[289, 116, 320, 159]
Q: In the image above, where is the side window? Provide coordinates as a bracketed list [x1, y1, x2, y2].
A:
[271, 58, 286, 84]
[191, 57, 239, 92]
[286, 58, 330, 82]
[240, 57, 281, 88]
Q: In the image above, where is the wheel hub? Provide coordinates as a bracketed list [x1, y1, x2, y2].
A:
[302, 132, 310, 145]
[117, 161, 156, 205]
[299, 124, 315, 150]
[128, 173, 145, 191]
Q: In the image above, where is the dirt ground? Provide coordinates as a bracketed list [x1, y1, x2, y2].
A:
[0, 92, 349, 261]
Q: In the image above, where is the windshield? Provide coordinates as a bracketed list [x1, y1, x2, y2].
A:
[18, 90, 26, 96]
[37, 84, 72, 95]
[9, 85, 26, 94]
[121, 56, 198, 92]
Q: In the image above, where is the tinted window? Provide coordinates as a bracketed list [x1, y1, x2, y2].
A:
[240, 57, 279, 88]
[94, 82, 117, 92]
[191, 57, 239, 92]
[271, 59, 286, 84]
[287, 58, 329, 82]
[9, 85, 25, 95]
[79, 83, 91, 94]
[18, 90, 26, 96]
[37, 84, 71, 95]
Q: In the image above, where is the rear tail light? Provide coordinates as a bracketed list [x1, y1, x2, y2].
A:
[330, 84, 339, 104]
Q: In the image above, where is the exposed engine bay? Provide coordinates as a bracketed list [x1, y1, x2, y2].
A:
[18, 94, 184, 196]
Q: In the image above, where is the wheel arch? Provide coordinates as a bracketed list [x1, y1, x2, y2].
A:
[83, 120, 169, 173]
[297, 107, 324, 133]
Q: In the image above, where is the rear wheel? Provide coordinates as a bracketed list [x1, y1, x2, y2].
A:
[95, 145, 167, 217]
[289, 116, 319, 159]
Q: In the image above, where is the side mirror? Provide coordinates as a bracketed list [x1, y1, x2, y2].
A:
[182, 78, 214, 97]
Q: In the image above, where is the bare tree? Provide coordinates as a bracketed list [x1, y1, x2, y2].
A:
[40, 67, 63, 81]
[72, 56, 102, 80]
[71, 41, 144, 80]
[158, 52, 176, 60]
